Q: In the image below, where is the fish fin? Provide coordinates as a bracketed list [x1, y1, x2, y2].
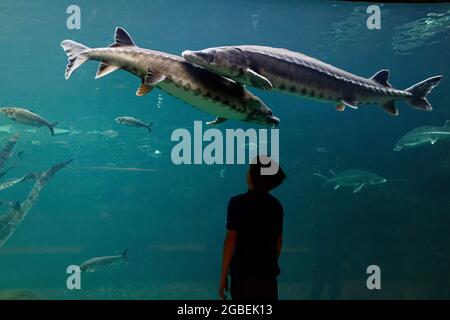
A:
[95, 62, 120, 79]
[206, 117, 228, 125]
[122, 249, 129, 262]
[335, 103, 345, 112]
[144, 71, 166, 86]
[370, 69, 392, 87]
[60, 40, 90, 80]
[329, 170, 336, 175]
[341, 99, 358, 110]
[48, 122, 58, 136]
[136, 83, 152, 96]
[430, 139, 437, 145]
[313, 173, 328, 180]
[246, 68, 273, 91]
[333, 184, 340, 190]
[353, 184, 365, 193]
[111, 27, 136, 47]
[444, 120, 450, 127]
[381, 101, 399, 116]
[405, 75, 442, 111]
[147, 126, 152, 134]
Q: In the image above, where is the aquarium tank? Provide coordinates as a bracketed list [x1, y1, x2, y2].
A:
[0, 0, 449, 301]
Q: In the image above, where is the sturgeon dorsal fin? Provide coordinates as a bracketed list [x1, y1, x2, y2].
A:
[95, 62, 120, 79]
[110, 27, 136, 47]
[370, 69, 392, 87]
[381, 101, 399, 116]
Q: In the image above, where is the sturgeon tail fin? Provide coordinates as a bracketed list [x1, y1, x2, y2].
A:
[405, 75, 442, 111]
[122, 249, 129, 262]
[60, 40, 90, 80]
[48, 122, 58, 136]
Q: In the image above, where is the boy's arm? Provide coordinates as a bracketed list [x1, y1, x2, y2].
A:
[219, 229, 237, 300]
[277, 234, 282, 259]
[277, 203, 284, 259]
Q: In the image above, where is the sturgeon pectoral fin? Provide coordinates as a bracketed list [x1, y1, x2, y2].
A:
[333, 185, 340, 190]
[144, 71, 166, 86]
[206, 117, 228, 125]
[381, 101, 399, 116]
[341, 99, 358, 110]
[95, 62, 120, 79]
[246, 69, 273, 91]
[430, 139, 437, 145]
[335, 103, 346, 112]
[136, 83, 152, 96]
[353, 184, 365, 193]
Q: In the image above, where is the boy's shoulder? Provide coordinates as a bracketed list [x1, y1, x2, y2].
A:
[230, 191, 281, 206]
[229, 192, 249, 203]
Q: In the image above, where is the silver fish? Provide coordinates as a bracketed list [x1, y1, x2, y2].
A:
[394, 120, 450, 151]
[79, 249, 129, 272]
[61, 27, 279, 127]
[314, 169, 387, 194]
[115, 116, 153, 133]
[182, 45, 442, 115]
[0, 108, 58, 135]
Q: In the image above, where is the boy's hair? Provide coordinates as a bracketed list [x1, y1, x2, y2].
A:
[249, 155, 286, 192]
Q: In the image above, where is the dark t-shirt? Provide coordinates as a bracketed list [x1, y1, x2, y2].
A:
[226, 190, 284, 277]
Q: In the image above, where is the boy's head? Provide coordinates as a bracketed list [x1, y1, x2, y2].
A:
[247, 155, 286, 192]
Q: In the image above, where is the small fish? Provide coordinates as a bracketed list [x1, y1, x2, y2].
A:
[314, 169, 387, 194]
[79, 249, 129, 272]
[115, 116, 153, 133]
[394, 120, 450, 151]
[182, 46, 442, 115]
[315, 147, 328, 153]
[0, 124, 14, 134]
[0, 108, 58, 136]
[100, 130, 119, 138]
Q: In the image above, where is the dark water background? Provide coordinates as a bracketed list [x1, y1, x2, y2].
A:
[0, 0, 449, 299]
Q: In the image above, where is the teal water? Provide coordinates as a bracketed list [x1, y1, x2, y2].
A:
[0, 0, 449, 299]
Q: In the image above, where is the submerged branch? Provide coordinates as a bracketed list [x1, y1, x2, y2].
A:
[0, 159, 73, 248]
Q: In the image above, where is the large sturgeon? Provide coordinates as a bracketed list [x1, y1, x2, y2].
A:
[182, 46, 442, 116]
[60, 28, 280, 127]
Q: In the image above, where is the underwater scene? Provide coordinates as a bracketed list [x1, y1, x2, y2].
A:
[0, 0, 449, 300]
